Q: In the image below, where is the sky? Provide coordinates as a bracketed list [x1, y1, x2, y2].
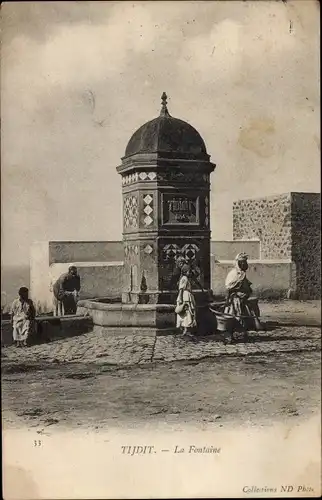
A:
[1, 0, 320, 268]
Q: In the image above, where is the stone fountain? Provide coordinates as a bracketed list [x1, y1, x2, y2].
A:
[77, 93, 216, 335]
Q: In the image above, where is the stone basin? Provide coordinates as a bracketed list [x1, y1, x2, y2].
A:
[77, 298, 176, 336]
[76, 297, 219, 336]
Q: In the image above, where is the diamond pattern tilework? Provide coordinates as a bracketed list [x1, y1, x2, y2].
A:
[143, 194, 153, 226]
[144, 215, 153, 226]
[124, 196, 138, 229]
[163, 243, 200, 262]
[123, 171, 210, 185]
[163, 243, 180, 261]
[144, 205, 153, 215]
[182, 243, 200, 261]
[144, 194, 153, 204]
[144, 244, 153, 254]
[122, 172, 157, 185]
[124, 243, 139, 257]
[122, 173, 139, 185]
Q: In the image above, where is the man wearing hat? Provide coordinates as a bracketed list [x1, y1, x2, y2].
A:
[52, 266, 81, 316]
[11, 287, 36, 347]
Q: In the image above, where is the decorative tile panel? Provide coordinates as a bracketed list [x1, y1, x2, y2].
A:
[182, 243, 200, 261]
[143, 194, 154, 226]
[162, 242, 199, 262]
[124, 195, 138, 229]
[124, 243, 139, 258]
[139, 172, 157, 181]
[144, 244, 153, 255]
[163, 243, 180, 261]
[160, 242, 203, 291]
[122, 171, 209, 185]
[122, 171, 157, 185]
[122, 172, 139, 185]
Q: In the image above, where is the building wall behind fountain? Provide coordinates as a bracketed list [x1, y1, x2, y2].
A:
[30, 240, 296, 313]
[47, 241, 123, 264]
[233, 192, 321, 298]
[211, 259, 295, 299]
[291, 193, 321, 299]
[233, 193, 292, 259]
[211, 240, 260, 260]
[30, 189, 320, 314]
[30, 241, 124, 313]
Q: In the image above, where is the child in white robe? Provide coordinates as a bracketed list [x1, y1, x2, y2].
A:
[11, 287, 35, 347]
[175, 276, 197, 335]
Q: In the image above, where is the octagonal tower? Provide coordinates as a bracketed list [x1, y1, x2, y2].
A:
[117, 93, 216, 310]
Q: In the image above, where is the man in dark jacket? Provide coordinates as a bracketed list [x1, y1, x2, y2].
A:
[53, 266, 81, 316]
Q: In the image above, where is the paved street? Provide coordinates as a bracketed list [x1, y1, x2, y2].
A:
[1, 325, 320, 367]
[1, 300, 321, 433]
[2, 301, 320, 368]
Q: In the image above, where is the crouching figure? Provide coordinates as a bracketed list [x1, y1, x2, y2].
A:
[52, 266, 80, 316]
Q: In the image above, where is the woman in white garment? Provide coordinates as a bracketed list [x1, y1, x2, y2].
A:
[175, 275, 197, 336]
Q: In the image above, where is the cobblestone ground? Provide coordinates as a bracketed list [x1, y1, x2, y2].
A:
[2, 325, 321, 368]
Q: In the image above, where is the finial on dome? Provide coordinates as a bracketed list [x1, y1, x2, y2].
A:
[160, 92, 170, 117]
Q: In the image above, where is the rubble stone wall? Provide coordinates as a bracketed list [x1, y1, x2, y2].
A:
[233, 192, 321, 299]
[291, 193, 321, 299]
[233, 193, 292, 259]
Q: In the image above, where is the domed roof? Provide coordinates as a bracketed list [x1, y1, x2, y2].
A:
[124, 93, 209, 160]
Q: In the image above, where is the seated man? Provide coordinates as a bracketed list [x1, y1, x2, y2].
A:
[52, 266, 81, 316]
[224, 253, 264, 334]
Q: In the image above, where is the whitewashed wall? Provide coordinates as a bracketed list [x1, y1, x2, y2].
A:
[211, 260, 296, 299]
[30, 241, 124, 313]
[30, 241, 296, 313]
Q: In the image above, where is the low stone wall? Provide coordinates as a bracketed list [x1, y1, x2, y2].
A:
[1, 316, 93, 347]
[28, 235, 313, 313]
[48, 241, 124, 264]
[31, 258, 297, 312]
[32, 261, 123, 314]
[30, 240, 125, 313]
[211, 260, 295, 299]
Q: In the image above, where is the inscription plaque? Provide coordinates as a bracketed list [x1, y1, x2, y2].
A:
[162, 194, 199, 225]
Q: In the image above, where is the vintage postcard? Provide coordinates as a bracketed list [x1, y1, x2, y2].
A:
[1, 1, 321, 498]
